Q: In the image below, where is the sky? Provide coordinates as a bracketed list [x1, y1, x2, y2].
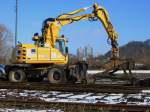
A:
[0, 0, 150, 55]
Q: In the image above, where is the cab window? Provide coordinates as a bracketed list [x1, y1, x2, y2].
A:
[56, 40, 66, 55]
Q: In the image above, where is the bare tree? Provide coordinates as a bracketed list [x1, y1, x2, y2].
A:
[0, 24, 14, 64]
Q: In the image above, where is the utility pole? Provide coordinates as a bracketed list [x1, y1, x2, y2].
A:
[15, 0, 18, 46]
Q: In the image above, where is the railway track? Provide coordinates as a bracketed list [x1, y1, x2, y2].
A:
[0, 81, 149, 93]
[0, 99, 149, 112]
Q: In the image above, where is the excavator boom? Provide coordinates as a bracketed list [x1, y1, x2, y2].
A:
[42, 3, 119, 60]
[93, 3, 119, 58]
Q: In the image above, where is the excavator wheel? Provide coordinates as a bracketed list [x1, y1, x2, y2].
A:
[78, 63, 88, 83]
[8, 69, 26, 82]
[48, 68, 64, 83]
[67, 68, 77, 83]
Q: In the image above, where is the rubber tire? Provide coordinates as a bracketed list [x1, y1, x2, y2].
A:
[79, 64, 87, 82]
[8, 70, 26, 82]
[48, 68, 63, 84]
[68, 68, 77, 83]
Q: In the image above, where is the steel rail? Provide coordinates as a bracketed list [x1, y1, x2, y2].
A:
[0, 81, 149, 93]
[0, 99, 149, 112]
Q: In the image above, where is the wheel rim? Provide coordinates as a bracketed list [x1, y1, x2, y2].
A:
[14, 72, 21, 80]
[53, 71, 61, 80]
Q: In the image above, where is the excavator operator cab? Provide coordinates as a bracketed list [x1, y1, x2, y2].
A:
[56, 36, 68, 56]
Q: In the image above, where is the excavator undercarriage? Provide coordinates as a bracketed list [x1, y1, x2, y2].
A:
[5, 61, 88, 83]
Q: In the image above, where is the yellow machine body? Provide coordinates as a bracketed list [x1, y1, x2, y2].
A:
[15, 39, 68, 65]
[13, 3, 118, 66]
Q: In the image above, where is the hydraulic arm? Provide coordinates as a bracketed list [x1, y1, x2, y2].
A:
[41, 3, 119, 60]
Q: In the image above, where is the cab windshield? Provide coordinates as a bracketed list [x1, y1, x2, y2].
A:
[56, 39, 67, 55]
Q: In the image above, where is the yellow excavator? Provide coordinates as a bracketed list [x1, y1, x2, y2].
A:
[5, 3, 132, 83]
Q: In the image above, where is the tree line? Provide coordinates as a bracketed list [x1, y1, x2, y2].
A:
[0, 24, 13, 64]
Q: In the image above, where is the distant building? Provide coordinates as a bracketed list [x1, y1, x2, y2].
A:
[77, 47, 84, 60]
[84, 44, 93, 59]
[76, 45, 93, 60]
